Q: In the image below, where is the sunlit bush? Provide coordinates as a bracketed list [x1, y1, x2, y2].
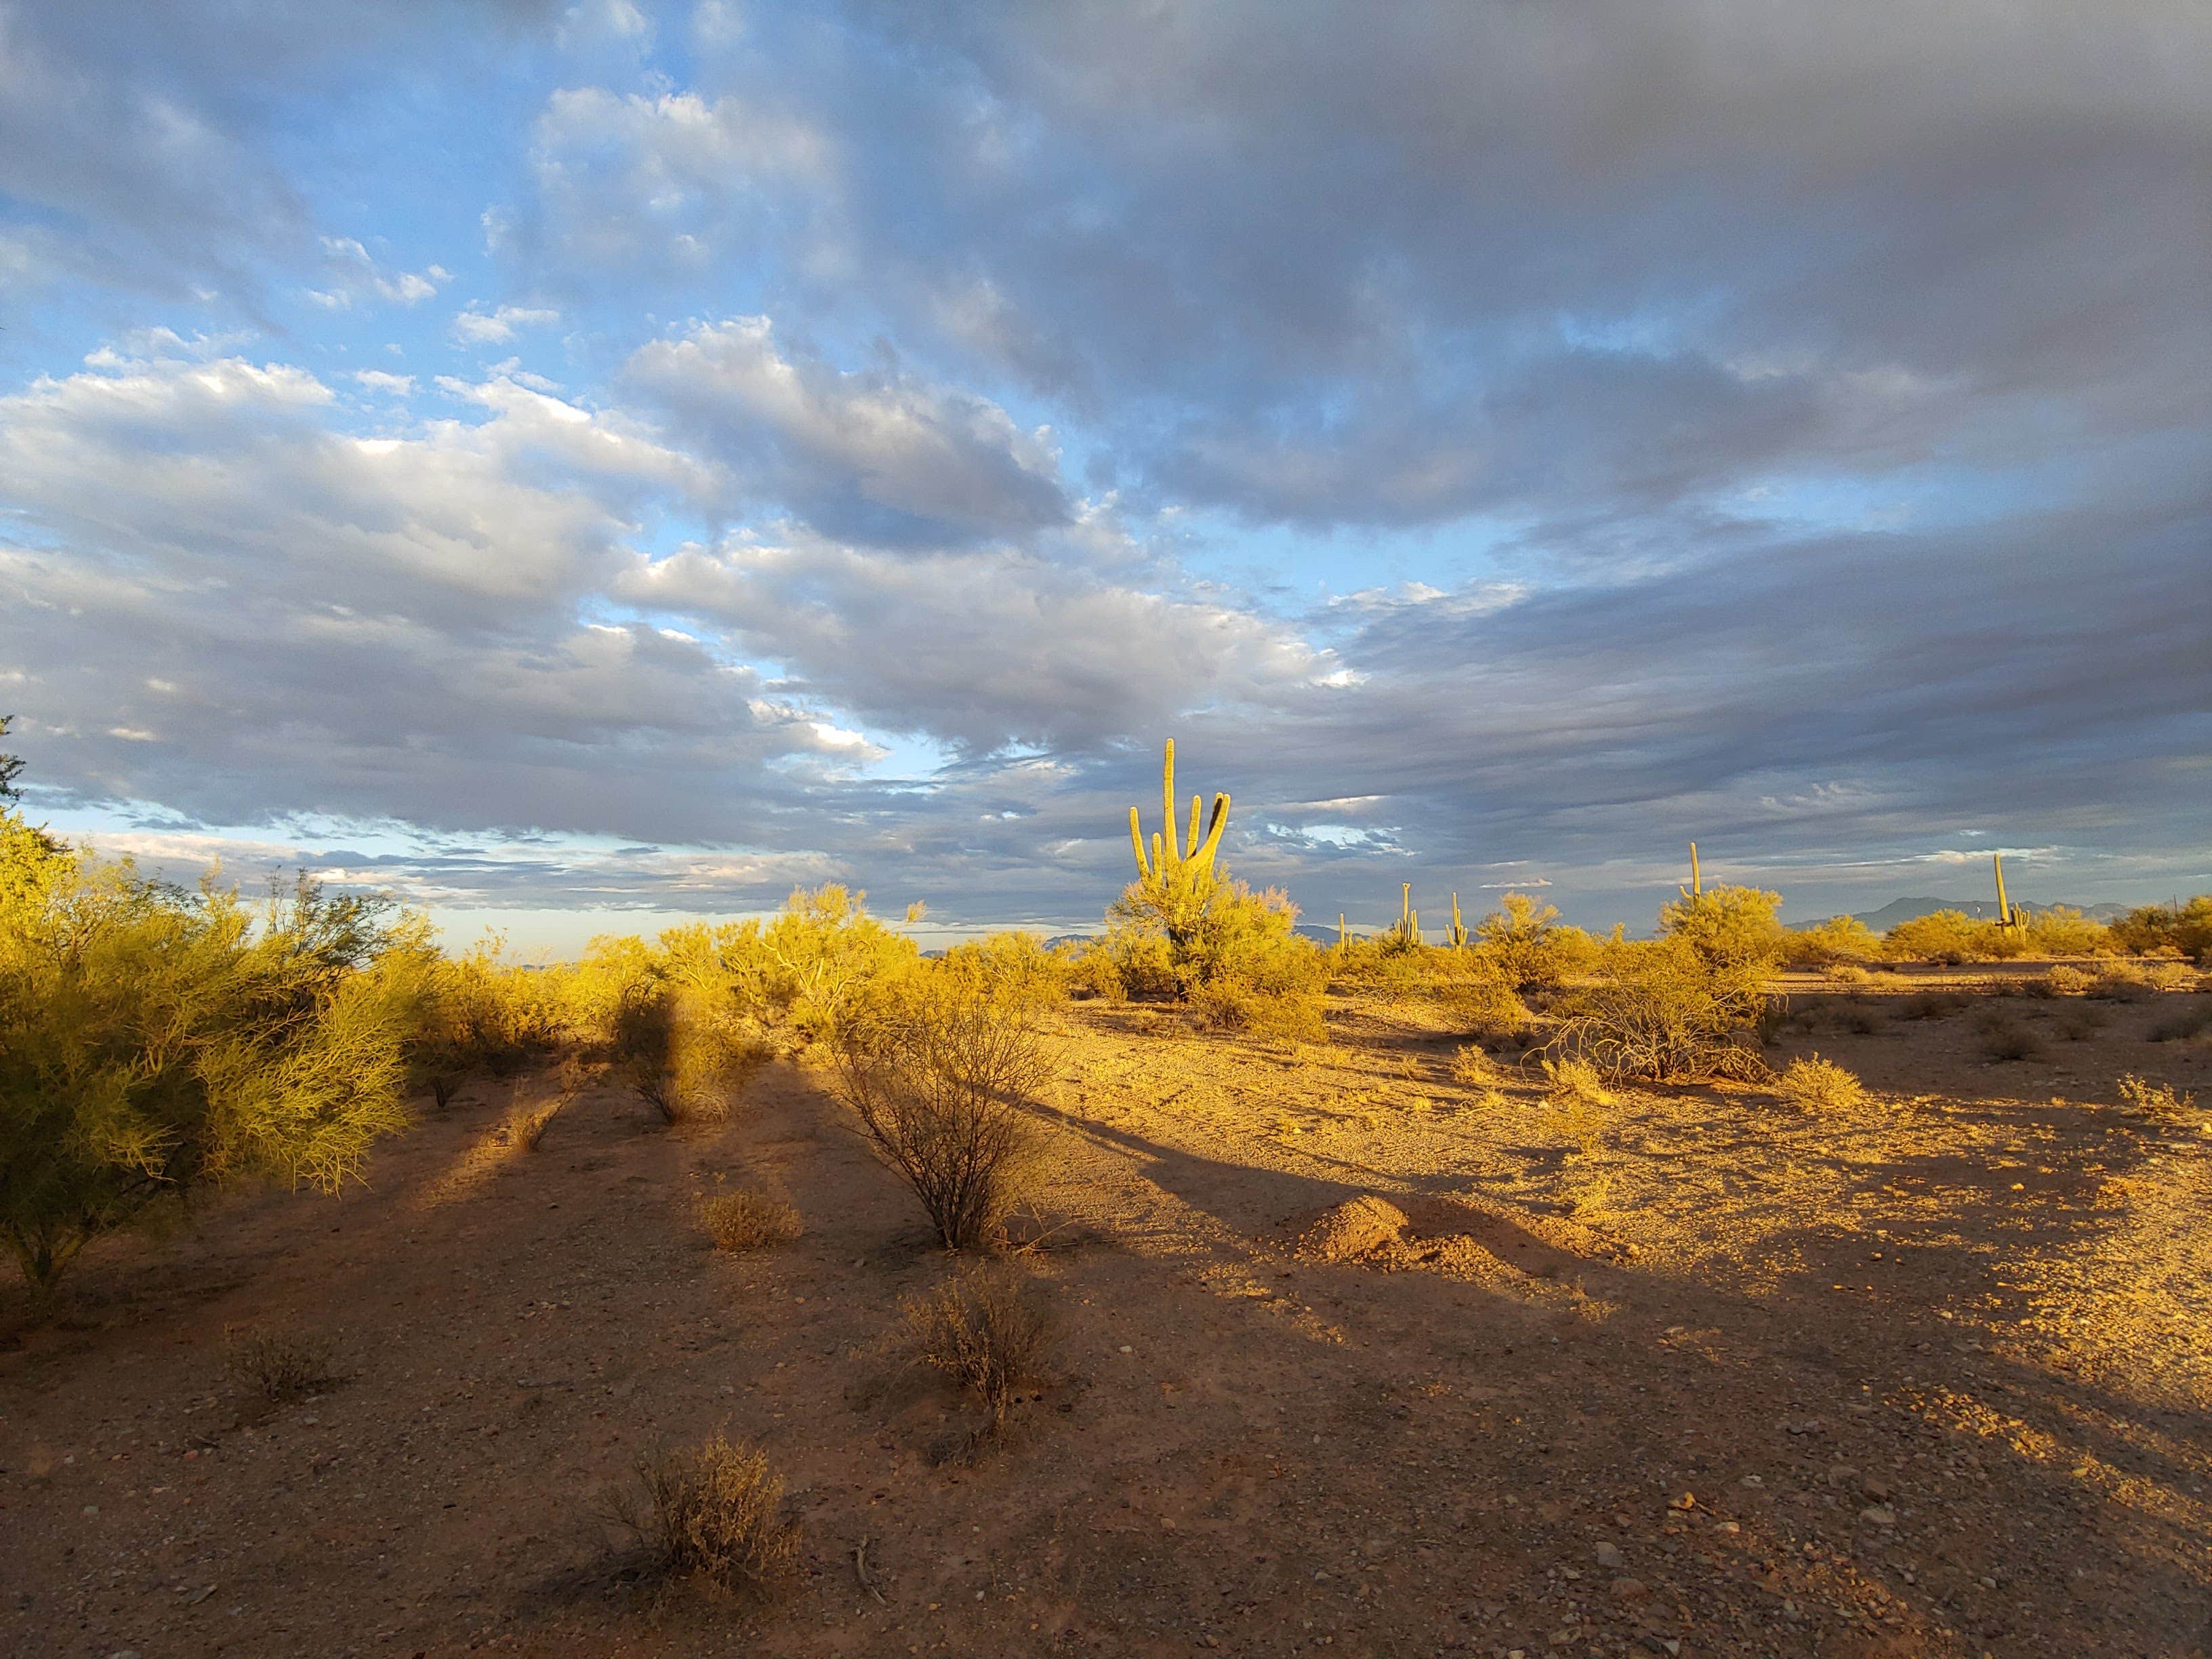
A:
[2110, 896, 2212, 962]
[1475, 893, 1599, 994]
[1104, 878, 1323, 1001]
[1779, 914, 1881, 969]
[1883, 909, 2011, 964]
[1, 819, 422, 1305]
[1542, 936, 1771, 1082]
[1658, 884, 1786, 968]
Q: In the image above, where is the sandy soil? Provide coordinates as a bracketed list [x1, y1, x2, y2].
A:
[4, 974, 2209, 1659]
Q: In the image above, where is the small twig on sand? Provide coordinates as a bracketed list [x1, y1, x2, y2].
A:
[855, 1536, 887, 1604]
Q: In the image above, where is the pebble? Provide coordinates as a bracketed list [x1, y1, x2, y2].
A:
[1860, 1505, 1898, 1528]
[1611, 1576, 1650, 1601]
[1863, 1475, 1891, 1500]
[1594, 1542, 1624, 1570]
[1668, 1492, 1696, 1511]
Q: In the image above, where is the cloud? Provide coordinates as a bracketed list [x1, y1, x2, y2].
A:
[0, 343, 848, 843]
[617, 527, 1328, 752]
[625, 317, 1071, 546]
[306, 236, 450, 310]
[452, 303, 562, 344]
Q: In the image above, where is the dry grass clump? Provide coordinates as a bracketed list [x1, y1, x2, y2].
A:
[2087, 966, 2158, 1003]
[1977, 1015, 2044, 1063]
[1775, 1053, 1867, 1113]
[2056, 1006, 2107, 1042]
[832, 988, 1053, 1250]
[1540, 1055, 1616, 1109]
[697, 1187, 802, 1252]
[1449, 1044, 1503, 1088]
[225, 1328, 337, 1405]
[616, 1435, 800, 1597]
[1899, 989, 1967, 1021]
[1832, 1001, 1883, 1035]
[2037, 965, 2095, 997]
[902, 1262, 1052, 1434]
[2114, 1073, 2196, 1120]
[2148, 1007, 2212, 1044]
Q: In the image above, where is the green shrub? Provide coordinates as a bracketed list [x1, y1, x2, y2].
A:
[937, 931, 1071, 1011]
[2109, 897, 2212, 962]
[614, 985, 762, 1125]
[1658, 884, 1786, 968]
[1104, 878, 1324, 1002]
[1542, 937, 1771, 1082]
[1475, 893, 1598, 994]
[1780, 915, 1881, 969]
[1, 819, 421, 1305]
[1188, 977, 1328, 1044]
[2022, 906, 2114, 958]
[1884, 910, 2013, 964]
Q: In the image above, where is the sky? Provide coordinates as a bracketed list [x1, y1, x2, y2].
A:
[1, 0, 2207, 952]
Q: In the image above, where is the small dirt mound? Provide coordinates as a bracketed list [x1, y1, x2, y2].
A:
[1295, 1195, 1410, 1261]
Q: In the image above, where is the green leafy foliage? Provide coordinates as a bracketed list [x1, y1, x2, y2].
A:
[0, 819, 423, 1303]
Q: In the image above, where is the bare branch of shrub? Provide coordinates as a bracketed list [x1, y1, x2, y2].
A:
[611, 1435, 800, 1597]
[901, 1261, 1052, 1437]
[830, 990, 1053, 1250]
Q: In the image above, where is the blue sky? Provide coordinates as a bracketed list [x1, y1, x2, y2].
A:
[2, 0, 2207, 950]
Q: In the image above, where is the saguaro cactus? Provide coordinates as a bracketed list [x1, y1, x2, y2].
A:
[1679, 841, 1703, 905]
[1446, 892, 1469, 948]
[1126, 739, 1231, 943]
[1993, 853, 2026, 934]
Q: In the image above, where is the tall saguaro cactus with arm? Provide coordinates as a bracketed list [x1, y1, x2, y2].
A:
[1126, 739, 1231, 947]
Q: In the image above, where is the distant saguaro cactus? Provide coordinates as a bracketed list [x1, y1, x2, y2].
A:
[1126, 739, 1231, 947]
[1679, 841, 1703, 905]
[1446, 892, 1469, 948]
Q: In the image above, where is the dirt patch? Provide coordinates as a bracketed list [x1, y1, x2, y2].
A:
[2, 986, 2207, 1659]
[1291, 1193, 1412, 1260]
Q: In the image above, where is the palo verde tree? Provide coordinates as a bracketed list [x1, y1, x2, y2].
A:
[0, 811, 428, 1307]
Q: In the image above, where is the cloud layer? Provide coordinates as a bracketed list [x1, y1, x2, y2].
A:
[1, 0, 2206, 933]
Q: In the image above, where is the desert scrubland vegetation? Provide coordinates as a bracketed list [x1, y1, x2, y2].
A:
[3, 733, 2209, 1658]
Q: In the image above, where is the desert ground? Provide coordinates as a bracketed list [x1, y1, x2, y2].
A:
[4, 971, 2209, 1659]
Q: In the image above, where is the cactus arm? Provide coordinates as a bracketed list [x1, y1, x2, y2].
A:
[1130, 806, 1149, 880]
[1151, 831, 1165, 879]
[1689, 841, 1702, 899]
[1194, 793, 1230, 869]
[1186, 793, 1204, 861]
[1161, 740, 1180, 867]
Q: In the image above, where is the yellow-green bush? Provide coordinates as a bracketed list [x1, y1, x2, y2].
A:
[1474, 893, 1599, 994]
[2110, 897, 2212, 962]
[937, 930, 1072, 1012]
[1542, 936, 1771, 1082]
[1883, 909, 2011, 964]
[1658, 884, 1786, 968]
[1103, 878, 1323, 1001]
[1, 819, 422, 1304]
[1780, 914, 1881, 968]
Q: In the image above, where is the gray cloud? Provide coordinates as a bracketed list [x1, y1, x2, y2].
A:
[626, 318, 1071, 547]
